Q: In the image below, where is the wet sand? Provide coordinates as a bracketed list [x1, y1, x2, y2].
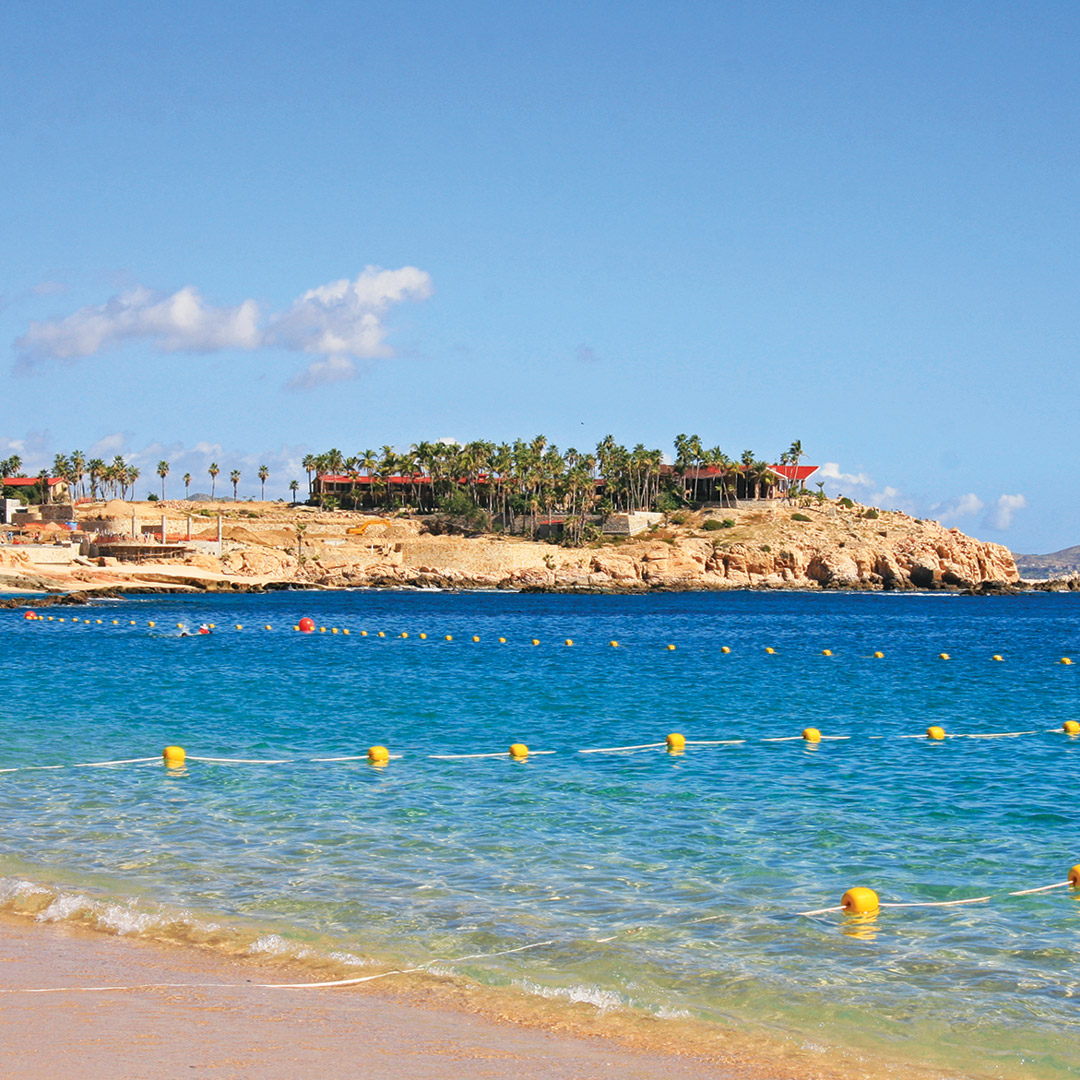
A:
[0, 916, 737, 1080]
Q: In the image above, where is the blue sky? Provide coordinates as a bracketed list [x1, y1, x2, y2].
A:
[2, 0, 1077, 551]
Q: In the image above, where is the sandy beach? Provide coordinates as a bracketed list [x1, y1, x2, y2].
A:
[0, 915, 741, 1080]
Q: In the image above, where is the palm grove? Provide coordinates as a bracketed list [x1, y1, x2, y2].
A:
[3, 437, 807, 545]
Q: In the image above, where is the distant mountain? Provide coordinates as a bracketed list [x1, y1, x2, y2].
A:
[1012, 545, 1080, 579]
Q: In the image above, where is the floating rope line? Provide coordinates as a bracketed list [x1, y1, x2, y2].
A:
[2, 723, 1079, 776]
[798, 869, 1080, 918]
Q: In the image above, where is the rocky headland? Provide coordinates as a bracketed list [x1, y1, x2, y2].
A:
[1, 498, 1023, 596]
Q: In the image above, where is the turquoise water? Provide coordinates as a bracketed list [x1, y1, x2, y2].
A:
[3, 591, 1080, 1077]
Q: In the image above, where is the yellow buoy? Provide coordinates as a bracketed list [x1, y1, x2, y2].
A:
[58, 618, 65, 622]
[419, 633, 427, 639]
[927, 725, 946, 740]
[378, 631, 385, 637]
[610, 640, 619, 648]
[667, 644, 676, 651]
[532, 639, 540, 646]
[802, 728, 822, 742]
[472, 635, 480, 642]
[320, 627, 327, 633]
[130, 620, 136, 625]
[162, 746, 185, 766]
[331, 628, 339, 634]
[1069, 865, 1080, 887]
[236, 624, 243, 630]
[265, 625, 272, 630]
[343, 628, 350, 635]
[498, 637, 506, 644]
[509, 743, 529, 759]
[721, 645, 731, 654]
[95, 619, 102, 624]
[445, 634, 453, 641]
[209, 624, 215, 629]
[367, 745, 389, 765]
[873, 651, 884, 659]
[822, 649, 832, 656]
[361, 630, 368, 636]
[177, 623, 184, 629]
[841, 887, 879, 915]
[1062, 657, 1073, 665]
[939, 653, 950, 660]
[765, 647, 775, 654]
[293, 625, 300, 631]
[1063, 721, 1080, 735]
[992, 654, 1003, 662]
[666, 732, 686, 752]
[566, 639, 573, 646]
[148, 621, 155, 627]
[400, 632, 408, 638]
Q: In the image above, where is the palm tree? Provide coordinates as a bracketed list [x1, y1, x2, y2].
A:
[258, 464, 269, 500]
[87, 458, 105, 500]
[230, 469, 241, 499]
[302, 454, 316, 499]
[5, 454, 22, 477]
[127, 465, 140, 498]
[289, 479, 299, 504]
[157, 460, 170, 500]
[69, 450, 86, 498]
[183, 472, 192, 498]
[787, 439, 804, 497]
[208, 462, 219, 499]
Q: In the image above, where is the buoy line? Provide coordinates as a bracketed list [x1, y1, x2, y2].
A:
[2, 721, 1079, 776]
[16, 615, 1080, 666]
[798, 866, 1080, 918]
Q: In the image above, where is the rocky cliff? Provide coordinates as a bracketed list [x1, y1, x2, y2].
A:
[2, 499, 1020, 595]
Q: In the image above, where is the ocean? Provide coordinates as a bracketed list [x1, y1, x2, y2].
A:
[3, 590, 1079, 1078]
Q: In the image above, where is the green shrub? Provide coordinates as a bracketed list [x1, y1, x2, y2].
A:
[656, 490, 683, 512]
[669, 510, 690, 526]
[760, 544, 771, 553]
[703, 517, 735, 530]
[839, 497, 855, 509]
[791, 512, 811, 522]
[862, 508, 879, 519]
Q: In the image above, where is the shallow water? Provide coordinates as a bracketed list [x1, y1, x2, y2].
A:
[3, 591, 1080, 1077]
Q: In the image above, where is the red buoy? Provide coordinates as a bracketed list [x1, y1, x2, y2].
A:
[298, 617, 315, 633]
[23, 610, 36, 620]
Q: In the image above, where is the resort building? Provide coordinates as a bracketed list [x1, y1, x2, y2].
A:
[0, 476, 71, 501]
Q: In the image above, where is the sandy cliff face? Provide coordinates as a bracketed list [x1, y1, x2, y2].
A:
[2, 499, 1018, 595]
[287, 502, 1018, 592]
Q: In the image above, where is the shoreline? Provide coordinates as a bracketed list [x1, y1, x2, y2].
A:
[0, 888, 972, 1080]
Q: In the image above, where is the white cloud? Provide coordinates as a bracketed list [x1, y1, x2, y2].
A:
[13, 266, 433, 389]
[89, 432, 130, 457]
[819, 461, 875, 489]
[933, 492, 984, 526]
[984, 493, 1027, 531]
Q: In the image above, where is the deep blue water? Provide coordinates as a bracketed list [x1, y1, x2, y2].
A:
[3, 590, 1080, 1077]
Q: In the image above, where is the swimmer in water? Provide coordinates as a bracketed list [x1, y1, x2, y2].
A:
[197, 624, 211, 635]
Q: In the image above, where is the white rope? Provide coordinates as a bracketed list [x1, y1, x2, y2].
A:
[882, 896, 992, 908]
[1008, 881, 1071, 896]
[427, 750, 557, 760]
[72, 757, 161, 768]
[796, 905, 845, 916]
[0, 939, 557, 994]
[577, 742, 667, 753]
[954, 731, 1039, 739]
[0, 757, 160, 774]
[684, 739, 746, 746]
[184, 756, 295, 765]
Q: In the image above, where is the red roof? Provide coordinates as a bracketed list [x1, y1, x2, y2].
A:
[768, 465, 819, 481]
[2, 476, 66, 487]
